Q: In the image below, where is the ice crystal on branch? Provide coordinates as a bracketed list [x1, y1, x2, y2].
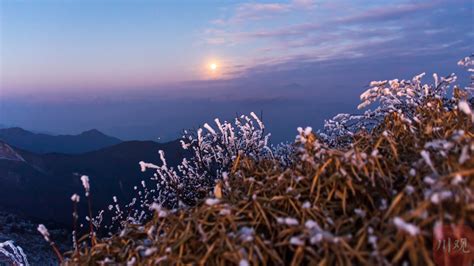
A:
[80, 175, 90, 196]
[319, 58, 471, 147]
[37, 224, 51, 242]
[457, 54, 474, 93]
[71, 193, 80, 202]
[0, 241, 29, 266]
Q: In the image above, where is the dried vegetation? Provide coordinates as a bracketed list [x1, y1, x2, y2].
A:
[64, 94, 473, 265]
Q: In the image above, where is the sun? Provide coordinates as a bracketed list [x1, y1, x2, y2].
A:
[209, 63, 218, 71]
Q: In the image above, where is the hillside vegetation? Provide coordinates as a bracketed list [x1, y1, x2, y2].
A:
[39, 56, 474, 265]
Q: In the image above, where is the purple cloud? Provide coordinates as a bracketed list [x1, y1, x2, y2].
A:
[335, 2, 438, 24]
[203, 0, 472, 78]
[212, 0, 317, 25]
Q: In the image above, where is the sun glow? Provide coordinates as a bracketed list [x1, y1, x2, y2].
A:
[209, 63, 218, 71]
[204, 59, 222, 79]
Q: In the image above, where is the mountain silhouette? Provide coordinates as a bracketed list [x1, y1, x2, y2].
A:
[0, 139, 186, 225]
[0, 127, 122, 154]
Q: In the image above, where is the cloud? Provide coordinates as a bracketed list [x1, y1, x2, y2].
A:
[208, 1, 441, 42]
[234, 3, 291, 21]
[292, 0, 317, 9]
[203, 0, 472, 78]
[335, 2, 437, 24]
[213, 0, 317, 24]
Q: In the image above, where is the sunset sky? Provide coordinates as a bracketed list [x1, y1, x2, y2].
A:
[0, 0, 472, 142]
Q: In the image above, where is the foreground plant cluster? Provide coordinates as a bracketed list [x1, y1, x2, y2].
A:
[32, 56, 474, 265]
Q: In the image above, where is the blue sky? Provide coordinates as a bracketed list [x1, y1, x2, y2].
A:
[0, 0, 472, 142]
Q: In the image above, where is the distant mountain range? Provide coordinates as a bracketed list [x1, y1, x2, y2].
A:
[0, 129, 186, 226]
[0, 127, 122, 154]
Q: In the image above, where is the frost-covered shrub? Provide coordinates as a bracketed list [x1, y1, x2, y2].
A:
[97, 112, 275, 230]
[0, 240, 29, 266]
[458, 54, 474, 93]
[319, 61, 470, 147]
[141, 112, 272, 208]
[143, 113, 271, 207]
[270, 142, 296, 167]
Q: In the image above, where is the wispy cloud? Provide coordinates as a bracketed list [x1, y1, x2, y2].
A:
[203, 0, 472, 78]
[212, 0, 317, 25]
[335, 2, 437, 24]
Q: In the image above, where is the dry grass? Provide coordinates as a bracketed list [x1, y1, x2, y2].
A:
[64, 98, 473, 265]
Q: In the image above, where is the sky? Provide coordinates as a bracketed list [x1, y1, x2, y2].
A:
[0, 0, 472, 143]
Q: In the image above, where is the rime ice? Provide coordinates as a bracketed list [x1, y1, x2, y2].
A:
[80, 175, 90, 196]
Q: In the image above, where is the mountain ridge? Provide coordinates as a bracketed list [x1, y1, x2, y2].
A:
[0, 127, 122, 154]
